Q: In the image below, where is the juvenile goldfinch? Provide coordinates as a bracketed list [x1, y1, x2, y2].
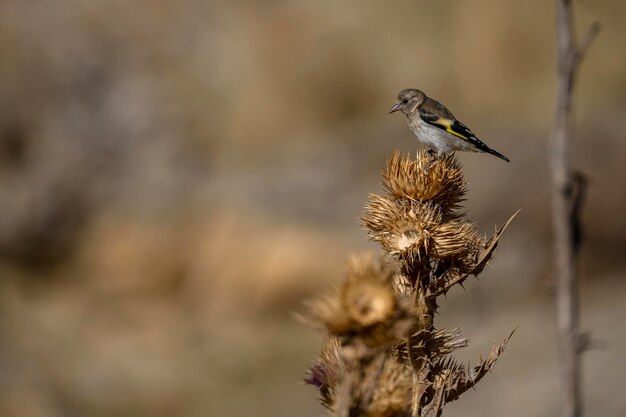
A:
[389, 88, 510, 162]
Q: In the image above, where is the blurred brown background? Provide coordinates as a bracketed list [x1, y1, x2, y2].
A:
[0, 1, 625, 416]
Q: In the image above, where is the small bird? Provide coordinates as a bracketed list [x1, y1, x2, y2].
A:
[389, 88, 509, 162]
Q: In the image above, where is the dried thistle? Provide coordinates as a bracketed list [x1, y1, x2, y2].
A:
[381, 151, 466, 212]
[305, 150, 517, 417]
[309, 254, 421, 355]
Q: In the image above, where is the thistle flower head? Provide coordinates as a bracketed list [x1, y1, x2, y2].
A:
[362, 194, 485, 268]
[309, 254, 419, 352]
[382, 150, 466, 212]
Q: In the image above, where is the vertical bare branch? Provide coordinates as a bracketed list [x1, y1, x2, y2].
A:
[550, 2, 599, 417]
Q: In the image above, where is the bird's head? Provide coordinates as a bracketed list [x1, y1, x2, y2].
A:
[389, 88, 425, 115]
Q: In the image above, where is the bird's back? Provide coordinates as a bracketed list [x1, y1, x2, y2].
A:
[419, 96, 455, 120]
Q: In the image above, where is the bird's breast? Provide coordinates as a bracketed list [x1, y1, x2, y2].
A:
[407, 118, 447, 149]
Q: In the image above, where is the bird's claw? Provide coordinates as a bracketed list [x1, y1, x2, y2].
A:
[425, 150, 437, 174]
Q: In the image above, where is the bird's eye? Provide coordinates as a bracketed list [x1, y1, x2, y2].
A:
[402, 99, 408, 104]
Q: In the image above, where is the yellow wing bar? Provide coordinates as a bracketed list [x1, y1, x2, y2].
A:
[444, 124, 471, 140]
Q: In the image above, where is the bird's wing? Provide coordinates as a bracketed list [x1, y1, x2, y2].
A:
[418, 109, 476, 141]
[418, 97, 476, 141]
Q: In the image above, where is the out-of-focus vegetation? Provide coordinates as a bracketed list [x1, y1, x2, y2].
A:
[0, 1, 625, 416]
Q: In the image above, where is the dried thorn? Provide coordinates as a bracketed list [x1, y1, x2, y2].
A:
[576, 21, 601, 60]
[581, 336, 608, 352]
[576, 330, 596, 353]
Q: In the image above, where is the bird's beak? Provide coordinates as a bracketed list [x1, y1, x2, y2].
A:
[388, 103, 402, 114]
